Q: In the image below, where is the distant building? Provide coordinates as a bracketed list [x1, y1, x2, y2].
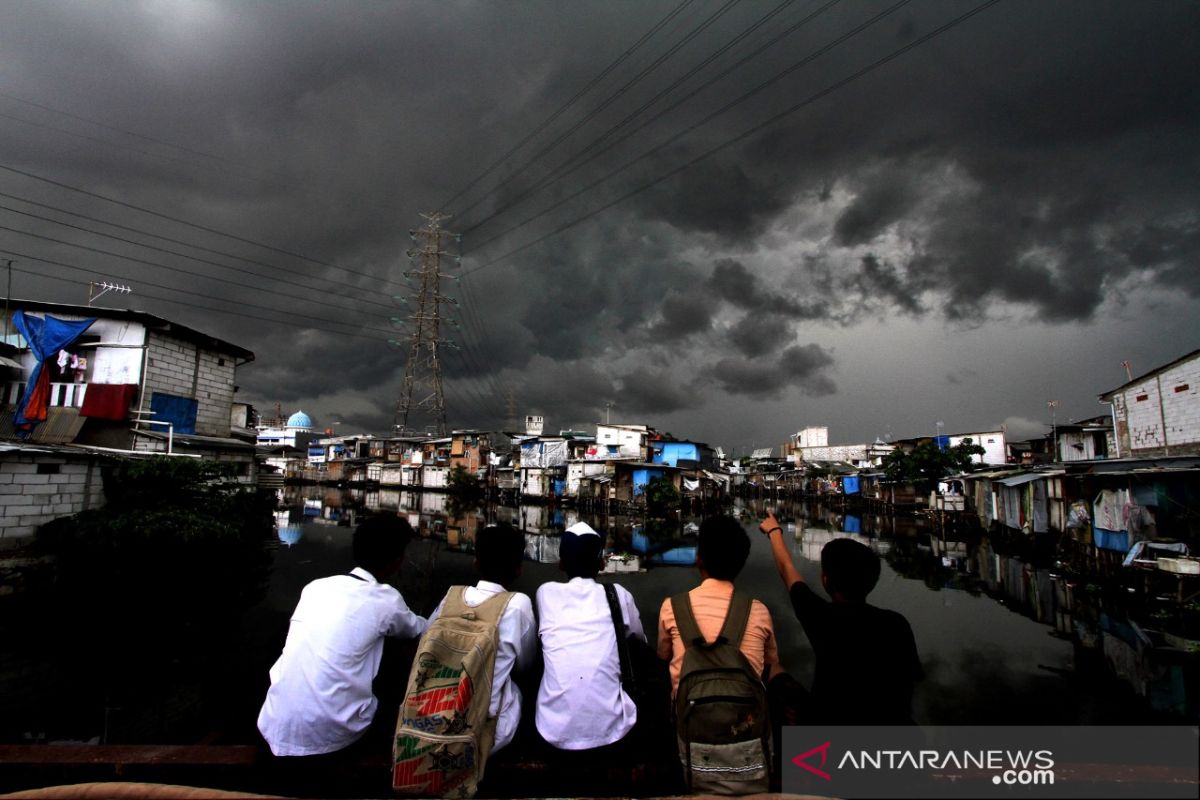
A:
[1100, 349, 1200, 457]
[593, 423, 656, 461]
[788, 426, 894, 468]
[256, 410, 316, 448]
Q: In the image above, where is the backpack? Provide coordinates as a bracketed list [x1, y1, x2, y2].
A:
[393, 587, 513, 798]
[671, 590, 771, 795]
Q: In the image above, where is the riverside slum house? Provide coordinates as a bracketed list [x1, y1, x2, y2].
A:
[782, 425, 897, 501]
[955, 349, 1200, 565]
[0, 300, 256, 549]
[511, 421, 726, 508]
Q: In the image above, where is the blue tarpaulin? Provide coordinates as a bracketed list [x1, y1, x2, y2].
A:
[150, 392, 198, 435]
[12, 311, 96, 438]
[843, 475, 861, 495]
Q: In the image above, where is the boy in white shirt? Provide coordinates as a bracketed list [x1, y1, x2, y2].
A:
[425, 523, 538, 754]
[258, 515, 428, 758]
[535, 522, 645, 755]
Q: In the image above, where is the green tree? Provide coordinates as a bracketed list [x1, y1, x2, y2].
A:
[645, 475, 680, 515]
[882, 438, 985, 493]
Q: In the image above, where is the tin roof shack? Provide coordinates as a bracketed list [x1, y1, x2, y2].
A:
[962, 469, 1067, 539]
[1100, 349, 1200, 458]
[385, 436, 426, 463]
[449, 430, 498, 477]
[1, 300, 254, 455]
[649, 439, 715, 470]
[611, 461, 683, 507]
[0, 301, 258, 486]
[1055, 415, 1115, 462]
[787, 426, 895, 469]
[594, 423, 656, 461]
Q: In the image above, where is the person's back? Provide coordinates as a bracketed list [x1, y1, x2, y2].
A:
[657, 515, 780, 693]
[258, 515, 428, 757]
[535, 522, 645, 752]
[790, 586, 920, 723]
[762, 515, 922, 725]
[658, 515, 777, 794]
[422, 523, 536, 753]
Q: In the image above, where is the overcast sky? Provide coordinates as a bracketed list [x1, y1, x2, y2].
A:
[2, 0, 1196, 452]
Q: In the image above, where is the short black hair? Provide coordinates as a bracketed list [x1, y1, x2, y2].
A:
[560, 532, 603, 579]
[353, 515, 413, 576]
[821, 538, 881, 601]
[475, 523, 525, 585]
[697, 515, 750, 581]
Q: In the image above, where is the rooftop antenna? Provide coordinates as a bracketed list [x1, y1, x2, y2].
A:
[87, 281, 131, 306]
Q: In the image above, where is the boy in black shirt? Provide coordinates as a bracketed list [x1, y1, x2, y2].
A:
[760, 512, 922, 724]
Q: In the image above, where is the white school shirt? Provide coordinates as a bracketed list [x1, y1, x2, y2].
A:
[535, 577, 646, 750]
[427, 581, 537, 753]
[257, 567, 428, 756]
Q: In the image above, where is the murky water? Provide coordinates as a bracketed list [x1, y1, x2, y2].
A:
[1, 487, 1186, 748]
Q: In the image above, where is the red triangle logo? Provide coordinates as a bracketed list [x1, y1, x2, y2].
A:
[792, 741, 832, 781]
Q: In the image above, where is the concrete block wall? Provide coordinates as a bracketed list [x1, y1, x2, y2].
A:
[142, 332, 238, 438]
[0, 455, 104, 546]
[1113, 354, 1200, 456]
[1160, 358, 1200, 452]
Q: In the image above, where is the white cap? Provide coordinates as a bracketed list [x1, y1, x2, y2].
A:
[565, 521, 600, 538]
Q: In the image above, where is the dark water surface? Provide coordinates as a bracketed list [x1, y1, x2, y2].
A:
[1, 486, 1178, 748]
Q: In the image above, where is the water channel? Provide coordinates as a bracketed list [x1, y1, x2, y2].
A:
[2, 485, 1185, 749]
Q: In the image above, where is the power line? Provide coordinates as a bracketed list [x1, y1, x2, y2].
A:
[465, 0, 907, 255]
[2, 254, 391, 341]
[0, 189, 388, 305]
[0, 162, 387, 282]
[463, 0, 838, 238]
[455, 0, 745, 226]
[437, 0, 700, 213]
[0, 89, 297, 187]
[460, 0, 1002, 278]
[0, 222, 381, 317]
[0, 204, 395, 311]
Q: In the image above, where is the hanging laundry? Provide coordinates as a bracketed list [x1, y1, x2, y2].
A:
[79, 384, 138, 421]
[12, 311, 96, 438]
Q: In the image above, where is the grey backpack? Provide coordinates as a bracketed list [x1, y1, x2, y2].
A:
[671, 590, 771, 795]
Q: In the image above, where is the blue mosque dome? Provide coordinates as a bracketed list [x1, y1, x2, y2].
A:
[286, 410, 313, 430]
[277, 525, 304, 547]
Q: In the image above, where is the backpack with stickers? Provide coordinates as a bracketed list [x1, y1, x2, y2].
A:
[392, 587, 513, 798]
[671, 589, 772, 795]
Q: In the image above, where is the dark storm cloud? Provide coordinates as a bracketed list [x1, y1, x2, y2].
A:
[706, 342, 835, 398]
[647, 284, 715, 340]
[832, 175, 916, 247]
[616, 366, 697, 415]
[3, 0, 1198, 442]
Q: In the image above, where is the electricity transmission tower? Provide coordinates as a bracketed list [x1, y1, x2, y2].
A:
[394, 212, 458, 436]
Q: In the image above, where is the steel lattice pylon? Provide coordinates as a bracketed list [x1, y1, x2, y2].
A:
[394, 212, 458, 436]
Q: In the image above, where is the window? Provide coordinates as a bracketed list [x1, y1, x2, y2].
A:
[1175, 384, 1189, 393]
[37, 463, 61, 475]
[1136, 393, 1149, 402]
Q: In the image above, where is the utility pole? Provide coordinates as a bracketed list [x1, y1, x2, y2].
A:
[1047, 399, 1059, 461]
[3, 259, 12, 341]
[394, 212, 457, 437]
[604, 400, 614, 425]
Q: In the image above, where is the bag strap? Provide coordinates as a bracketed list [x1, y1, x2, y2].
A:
[603, 583, 634, 690]
[718, 590, 752, 647]
[670, 589, 752, 648]
[670, 592, 706, 647]
[442, 585, 513, 624]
